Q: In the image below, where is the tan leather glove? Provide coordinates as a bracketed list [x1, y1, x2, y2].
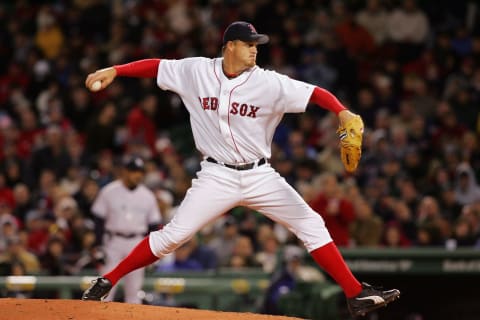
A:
[337, 114, 364, 173]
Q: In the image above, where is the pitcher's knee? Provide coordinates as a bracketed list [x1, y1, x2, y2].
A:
[149, 226, 192, 256]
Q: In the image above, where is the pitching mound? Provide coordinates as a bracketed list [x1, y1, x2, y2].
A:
[1, 298, 304, 320]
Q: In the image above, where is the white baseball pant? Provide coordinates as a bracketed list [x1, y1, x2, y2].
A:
[101, 235, 146, 303]
[149, 160, 332, 257]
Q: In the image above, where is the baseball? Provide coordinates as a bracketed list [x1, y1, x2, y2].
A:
[91, 80, 102, 92]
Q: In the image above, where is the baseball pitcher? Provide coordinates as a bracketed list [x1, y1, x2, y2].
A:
[82, 21, 399, 317]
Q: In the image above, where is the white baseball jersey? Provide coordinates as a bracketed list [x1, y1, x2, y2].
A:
[156, 57, 314, 164]
[92, 180, 161, 234]
[149, 57, 332, 258]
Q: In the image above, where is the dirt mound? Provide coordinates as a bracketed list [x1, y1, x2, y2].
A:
[1, 298, 304, 320]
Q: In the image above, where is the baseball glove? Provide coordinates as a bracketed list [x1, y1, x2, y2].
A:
[337, 115, 364, 173]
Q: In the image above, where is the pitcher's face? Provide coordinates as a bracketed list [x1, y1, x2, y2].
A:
[232, 40, 258, 68]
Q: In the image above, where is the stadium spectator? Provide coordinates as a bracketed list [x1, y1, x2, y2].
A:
[84, 102, 118, 157]
[0, 235, 40, 275]
[382, 221, 412, 248]
[40, 236, 67, 276]
[310, 173, 355, 247]
[454, 163, 480, 205]
[29, 125, 71, 182]
[386, 0, 430, 63]
[126, 93, 158, 157]
[350, 198, 383, 247]
[355, 0, 389, 46]
[207, 216, 240, 267]
[228, 235, 259, 269]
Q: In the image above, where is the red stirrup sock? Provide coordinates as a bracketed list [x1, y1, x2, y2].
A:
[103, 236, 158, 285]
[310, 242, 362, 298]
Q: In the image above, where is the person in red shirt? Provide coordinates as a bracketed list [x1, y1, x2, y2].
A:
[310, 173, 355, 247]
[0, 173, 15, 210]
[126, 93, 158, 156]
[16, 108, 45, 160]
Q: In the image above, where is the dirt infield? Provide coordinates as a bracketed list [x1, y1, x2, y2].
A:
[0, 298, 305, 320]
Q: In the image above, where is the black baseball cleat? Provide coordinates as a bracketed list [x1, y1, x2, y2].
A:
[82, 277, 112, 301]
[347, 282, 400, 317]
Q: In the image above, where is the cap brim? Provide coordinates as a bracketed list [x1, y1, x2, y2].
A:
[231, 34, 269, 45]
[249, 34, 269, 45]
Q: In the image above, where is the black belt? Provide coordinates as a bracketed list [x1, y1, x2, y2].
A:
[206, 157, 267, 170]
[106, 230, 145, 239]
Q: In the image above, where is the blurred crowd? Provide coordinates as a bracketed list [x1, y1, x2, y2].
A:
[0, 0, 480, 280]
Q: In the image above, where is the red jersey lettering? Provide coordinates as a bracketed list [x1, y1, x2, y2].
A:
[247, 106, 259, 118]
[230, 102, 239, 114]
[210, 97, 218, 111]
[239, 104, 248, 116]
[201, 97, 209, 110]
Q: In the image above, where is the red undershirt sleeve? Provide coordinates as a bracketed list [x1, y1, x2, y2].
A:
[113, 59, 161, 78]
[309, 86, 347, 115]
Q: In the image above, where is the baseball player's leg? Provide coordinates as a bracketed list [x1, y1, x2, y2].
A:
[94, 162, 241, 290]
[112, 237, 146, 304]
[242, 165, 361, 297]
[244, 167, 400, 316]
[99, 239, 125, 301]
[84, 237, 156, 302]
[97, 236, 156, 293]
[149, 161, 242, 256]
[123, 267, 145, 304]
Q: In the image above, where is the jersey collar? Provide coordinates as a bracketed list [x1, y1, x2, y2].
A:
[216, 58, 256, 84]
